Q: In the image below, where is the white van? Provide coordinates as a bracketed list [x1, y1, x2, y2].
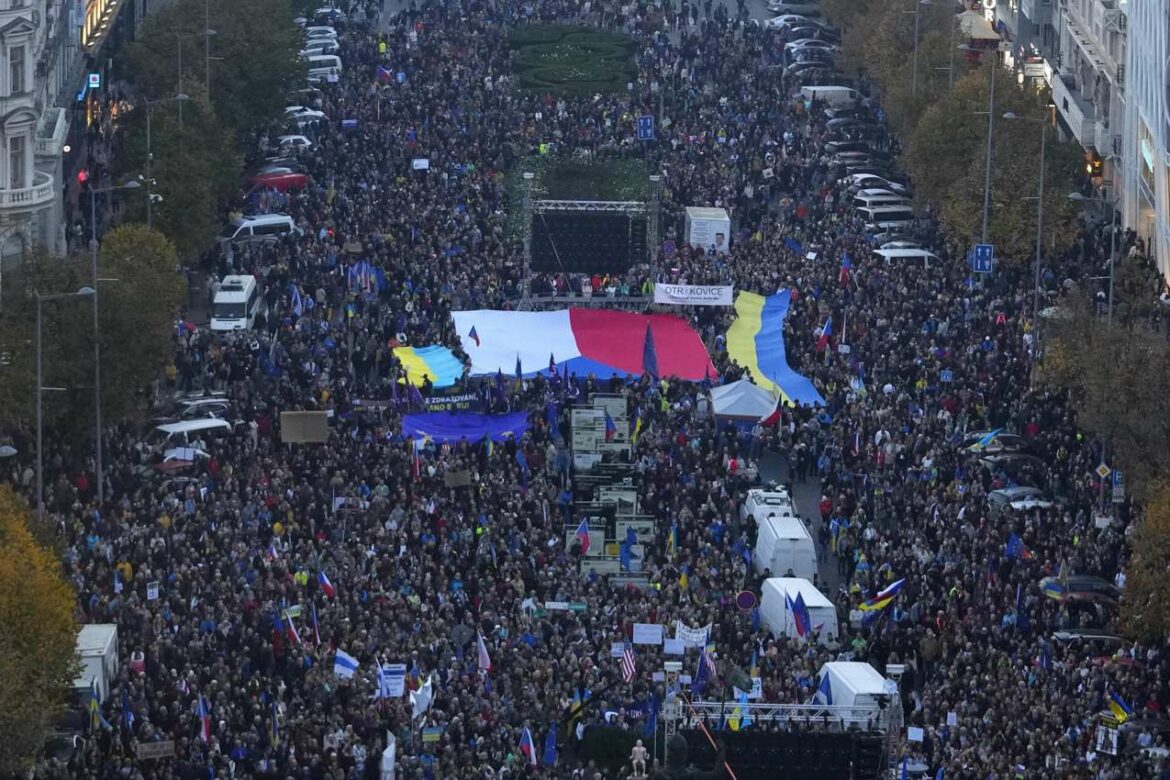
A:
[759, 577, 839, 643]
[143, 418, 234, 453]
[211, 275, 264, 332]
[306, 54, 342, 83]
[852, 190, 912, 209]
[754, 515, 816, 579]
[871, 247, 939, 270]
[800, 86, 863, 108]
[217, 213, 298, 245]
[740, 487, 795, 525]
[813, 662, 894, 722]
[856, 205, 915, 232]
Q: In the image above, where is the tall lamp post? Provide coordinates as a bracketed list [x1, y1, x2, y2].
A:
[1069, 189, 1120, 325]
[1003, 108, 1052, 331]
[36, 287, 96, 524]
[88, 180, 142, 505]
[906, 0, 933, 100]
[979, 65, 997, 244]
[143, 94, 190, 228]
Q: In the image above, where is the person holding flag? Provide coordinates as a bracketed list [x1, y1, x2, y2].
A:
[518, 727, 538, 766]
[477, 632, 492, 675]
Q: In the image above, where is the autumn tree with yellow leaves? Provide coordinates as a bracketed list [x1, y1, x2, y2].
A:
[1121, 484, 1170, 643]
[0, 488, 77, 774]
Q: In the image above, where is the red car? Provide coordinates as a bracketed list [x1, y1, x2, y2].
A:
[246, 169, 308, 193]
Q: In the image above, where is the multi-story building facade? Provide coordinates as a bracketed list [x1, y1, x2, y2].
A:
[1049, 0, 1127, 190]
[0, 0, 75, 260]
[1120, 0, 1169, 270]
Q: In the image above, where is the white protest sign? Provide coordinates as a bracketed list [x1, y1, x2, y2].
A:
[653, 284, 734, 307]
[632, 623, 664, 645]
[662, 638, 685, 655]
[147, 581, 160, 600]
[384, 664, 406, 698]
[675, 620, 711, 648]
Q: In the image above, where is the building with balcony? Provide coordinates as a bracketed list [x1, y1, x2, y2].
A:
[1120, 0, 1170, 272]
[1050, 0, 1127, 186]
[0, 0, 79, 261]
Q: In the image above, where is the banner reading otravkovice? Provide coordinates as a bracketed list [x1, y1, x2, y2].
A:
[653, 284, 734, 306]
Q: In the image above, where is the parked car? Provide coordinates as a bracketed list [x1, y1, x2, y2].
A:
[1039, 574, 1121, 605]
[786, 24, 840, 43]
[152, 399, 234, 425]
[300, 39, 341, 57]
[988, 485, 1054, 515]
[247, 169, 309, 193]
[961, 429, 1030, 453]
[844, 174, 909, 194]
[303, 26, 338, 40]
[763, 14, 818, 29]
[786, 38, 838, 54]
[276, 134, 313, 152]
[824, 105, 873, 120]
[1051, 629, 1126, 648]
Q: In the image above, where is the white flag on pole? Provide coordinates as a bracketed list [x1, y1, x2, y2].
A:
[410, 673, 434, 719]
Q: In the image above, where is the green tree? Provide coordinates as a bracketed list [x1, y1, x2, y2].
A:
[0, 487, 77, 775]
[1120, 484, 1170, 642]
[0, 227, 183, 429]
[1040, 295, 1170, 495]
[113, 86, 240, 261]
[120, 0, 305, 137]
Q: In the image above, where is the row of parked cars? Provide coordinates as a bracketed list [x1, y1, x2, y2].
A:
[760, 4, 938, 264]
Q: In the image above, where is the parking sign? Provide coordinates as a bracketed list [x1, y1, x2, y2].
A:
[637, 115, 655, 141]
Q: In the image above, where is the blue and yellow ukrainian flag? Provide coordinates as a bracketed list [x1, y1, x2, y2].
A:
[1108, 691, 1133, 723]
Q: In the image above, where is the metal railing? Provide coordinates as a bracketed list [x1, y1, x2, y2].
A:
[667, 699, 894, 732]
[0, 171, 55, 210]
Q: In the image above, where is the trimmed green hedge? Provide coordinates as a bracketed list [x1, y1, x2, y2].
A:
[509, 24, 636, 97]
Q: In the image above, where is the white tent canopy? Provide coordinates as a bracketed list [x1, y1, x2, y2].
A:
[957, 10, 1001, 40]
[710, 379, 779, 420]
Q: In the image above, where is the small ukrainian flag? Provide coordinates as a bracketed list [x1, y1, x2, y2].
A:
[1108, 691, 1134, 723]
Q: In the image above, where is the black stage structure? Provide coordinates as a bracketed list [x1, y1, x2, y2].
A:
[662, 698, 900, 780]
[531, 201, 649, 274]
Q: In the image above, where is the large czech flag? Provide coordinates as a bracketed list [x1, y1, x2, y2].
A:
[452, 309, 715, 381]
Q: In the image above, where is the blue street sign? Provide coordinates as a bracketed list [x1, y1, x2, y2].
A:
[970, 243, 994, 274]
[637, 115, 655, 141]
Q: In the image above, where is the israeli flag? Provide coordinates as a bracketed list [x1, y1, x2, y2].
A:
[334, 649, 360, 679]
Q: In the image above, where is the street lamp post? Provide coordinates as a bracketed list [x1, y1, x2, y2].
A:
[36, 288, 96, 524]
[144, 94, 190, 228]
[88, 180, 141, 505]
[1003, 109, 1051, 331]
[1069, 190, 1120, 324]
[906, 0, 932, 100]
[980, 65, 997, 244]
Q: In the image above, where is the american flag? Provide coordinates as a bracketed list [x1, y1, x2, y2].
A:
[622, 643, 637, 683]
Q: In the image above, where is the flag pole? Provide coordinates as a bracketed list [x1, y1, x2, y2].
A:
[678, 693, 739, 780]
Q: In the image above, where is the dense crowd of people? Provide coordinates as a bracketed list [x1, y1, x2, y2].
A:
[14, 0, 1170, 778]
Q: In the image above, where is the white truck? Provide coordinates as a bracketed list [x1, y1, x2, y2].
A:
[740, 486, 795, 526]
[753, 514, 817, 579]
[759, 577, 839, 644]
[813, 661, 896, 724]
[73, 624, 118, 703]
